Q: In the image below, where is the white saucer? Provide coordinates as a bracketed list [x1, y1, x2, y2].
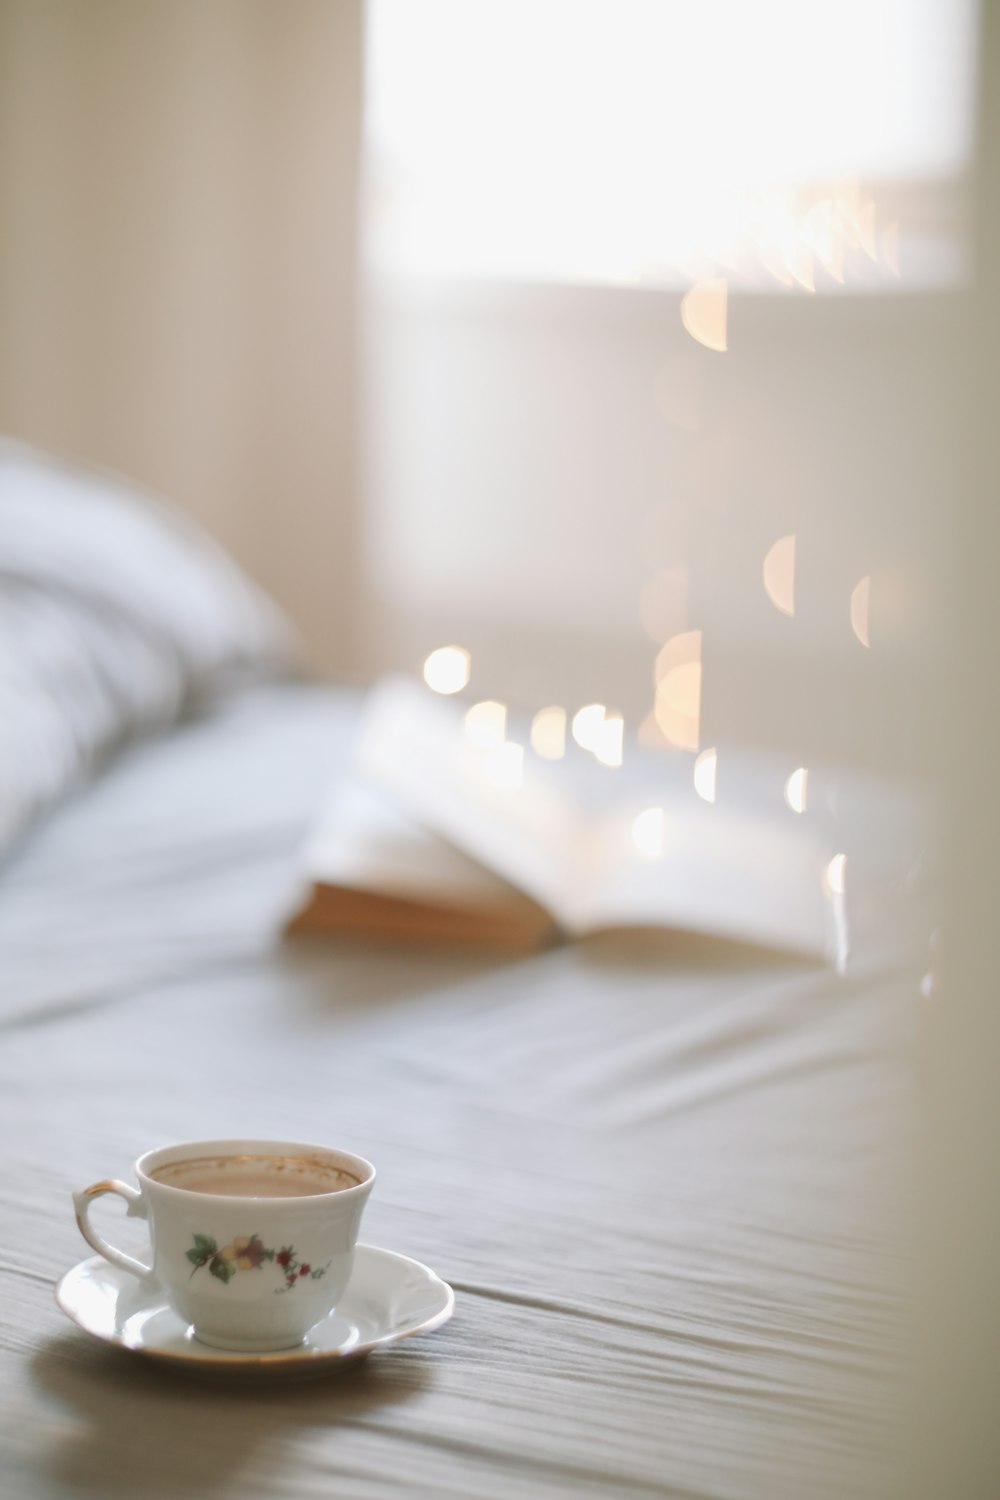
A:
[55, 1244, 454, 1381]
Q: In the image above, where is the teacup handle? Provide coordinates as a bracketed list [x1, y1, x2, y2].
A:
[73, 1179, 155, 1282]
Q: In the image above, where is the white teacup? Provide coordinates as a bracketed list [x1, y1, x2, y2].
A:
[73, 1138, 376, 1351]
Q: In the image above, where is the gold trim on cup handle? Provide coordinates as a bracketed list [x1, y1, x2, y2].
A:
[73, 1178, 155, 1282]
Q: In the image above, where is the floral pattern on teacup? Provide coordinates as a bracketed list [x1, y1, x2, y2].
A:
[186, 1233, 329, 1291]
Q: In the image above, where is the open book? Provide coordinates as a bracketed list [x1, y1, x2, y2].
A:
[287, 677, 844, 962]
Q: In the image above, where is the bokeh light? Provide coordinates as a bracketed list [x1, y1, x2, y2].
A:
[632, 806, 664, 860]
[593, 714, 624, 768]
[785, 767, 808, 813]
[654, 630, 702, 751]
[572, 704, 608, 753]
[680, 278, 728, 352]
[423, 645, 470, 694]
[850, 575, 871, 647]
[530, 706, 567, 760]
[464, 699, 507, 747]
[693, 747, 717, 803]
[763, 535, 796, 617]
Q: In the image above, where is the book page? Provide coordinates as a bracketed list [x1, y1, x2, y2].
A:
[356, 677, 841, 963]
[304, 779, 531, 909]
[564, 802, 839, 962]
[355, 676, 585, 921]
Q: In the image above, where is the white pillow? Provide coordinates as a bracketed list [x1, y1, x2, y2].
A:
[0, 438, 297, 853]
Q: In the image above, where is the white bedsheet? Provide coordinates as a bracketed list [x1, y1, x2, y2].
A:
[0, 686, 916, 1499]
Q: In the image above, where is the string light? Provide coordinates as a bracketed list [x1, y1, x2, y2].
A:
[423, 646, 470, 694]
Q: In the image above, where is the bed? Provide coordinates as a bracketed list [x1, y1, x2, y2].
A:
[0, 446, 915, 1499]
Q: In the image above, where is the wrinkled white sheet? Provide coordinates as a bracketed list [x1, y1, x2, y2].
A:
[0, 437, 293, 853]
[0, 686, 914, 1499]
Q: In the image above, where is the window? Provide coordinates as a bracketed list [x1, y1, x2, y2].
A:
[359, 1, 976, 774]
[365, 0, 976, 291]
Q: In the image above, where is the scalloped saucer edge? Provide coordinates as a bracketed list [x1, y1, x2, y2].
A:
[55, 1243, 454, 1380]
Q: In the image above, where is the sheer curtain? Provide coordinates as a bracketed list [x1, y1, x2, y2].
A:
[358, 0, 975, 776]
[0, 0, 363, 678]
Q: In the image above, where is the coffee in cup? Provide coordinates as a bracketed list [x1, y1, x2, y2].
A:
[149, 1153, 361, 1199]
